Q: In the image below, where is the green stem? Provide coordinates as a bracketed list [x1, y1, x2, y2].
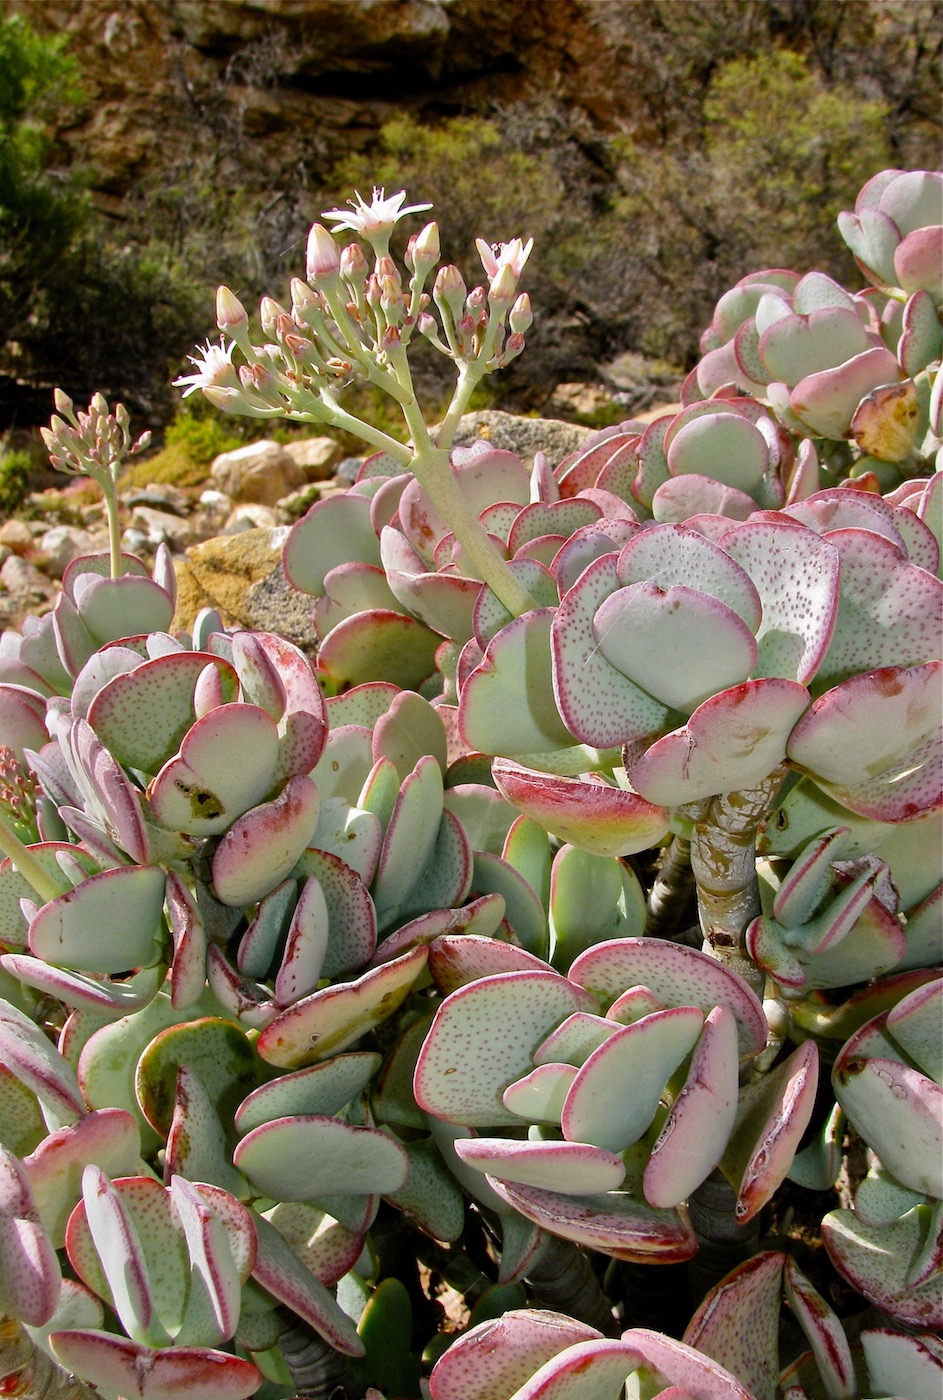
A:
[103, 486, 122, 580]
[435, 363, 486, 452]
[0, 811, 63, 903]
[310, 395, 412, 466]
[407, 441, 539, 617]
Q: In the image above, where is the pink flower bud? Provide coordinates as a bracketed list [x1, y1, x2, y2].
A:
[466, 285, 487, 317]
[418, 312, 437, 336]
[488, 262, 517, 305]
[260, 297, 286, 335]
[291, 277, 318, 311]
[306, 223, 341, 282]
[509, 292, 533, 334]
[413, 221, 440, 268]
[381, 325, 402, 351]
[216, 285, 248, 332]
[433, 264, 466, 319]
[340, 243, 368, 284]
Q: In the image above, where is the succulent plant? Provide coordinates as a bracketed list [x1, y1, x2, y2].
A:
[0, 173, 940, 1398]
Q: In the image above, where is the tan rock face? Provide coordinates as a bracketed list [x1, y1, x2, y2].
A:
[11, 0, 632, 210]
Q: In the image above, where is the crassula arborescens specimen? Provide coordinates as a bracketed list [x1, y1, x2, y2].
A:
[0, 175, 940, 1399]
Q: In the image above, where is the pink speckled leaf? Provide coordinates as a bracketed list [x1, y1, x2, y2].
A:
[724, 1040, 819, 1224]
[628, 679, 811, 808]
[380, 526, 481, 641]
[667, 412, 768, 492]
[80, 1164, 166, 1345]
[318, 609, 442, 690]
[622, 1328, 756, 1400]
[593, 583, 757, 713]
[790, 346, 901, 439]
[895, 224, 943, 298]
[0, 683, 49, 761]
[503, 1062, 578, 1122]
[22, 1108, 140, 1249]
[886, 977, 942, 1083]
[783, 1256, 856, 1400]
[234, 1114, 408, 1199]
[251, 1210, 364, 1355]
[413, 969, 596, 1127]
[232, 631, 328, 781]
[569, 939, 766, 1062]
[67, 717, 150, 864]
[313, 561, 401, 637]
[148, 704, 279, 837]
[509, 1338, 647, 1400]
[373, 753, 444, 926]
[561, 1008, 703, 1153]
[815, 528, 943, 684]
[721, 520, 840, 683]
[273, 874, 329, 1007]
[833, 1018, 942, 1198]
[257, 944, 429, 1068]
[552, 554, 671, 749]
[899, 288, 943, 377]
[71, 572, 175, 645]
[460, 609, 574, 756]
[616, 523, 762, 630]
[428, 1308, 604, 1400]
[0, 955, 164, 1017]
[822, 1206, 942, 1331]
[29, 865, 166, 975]
[87, 653, 237, 773]
[235, 1051, 380, 1134]
[682, 1251, 784, 1400]
[644, 1006, 739, 1209]
[0, 996, 85, 1121]
[861, 1328, 943, 1400]
[454, 1137, 626, 1195]
[492, 760, 669, 858]
[652, 475, 755, 524]
[485, 1179, 697, 1263]
[758, 306, 870, 388]
[428, 932, 550, 994]
[293, 848, 378, 978]
[283, 493, 381, 596]
[49, 1330, 262, 1400]
[0, 1143, 61, 1325]
[165, 869, 207, 1010]
[787, 662, 942, 821]
[212, 773, 320, 907]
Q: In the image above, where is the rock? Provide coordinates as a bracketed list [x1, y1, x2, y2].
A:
[276, 484, 323, 521]
[210, 441, 306, 506]
[449, 410, 596, 468]
[0, 520, 35, 554]
[36, 525, 100, 578]
[547, 382, 614, 420]
[224, 503, 279, 532]
[121, 483, 191, 514]
[129, 506, 196, 551]
[180, 527, 316, 649]
[282, 437, 344, 480]
[0, 555, 56, 615]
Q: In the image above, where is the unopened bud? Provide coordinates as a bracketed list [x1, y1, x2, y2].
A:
[216, 285, 248, 333]
[501, 331, 526, 364]
[53, 387, 74, 419]
[275, 312, 295, 341]
[509, 292, 533, 334]
[365, 274, 382, 311]
[306, 223, 341, 282]
[260, 297, 286, 336]
[340, 242, 369, 285]
[380, 276, 404, 324]
[433, 264, 466, 320]
[381, 325, 402, 351]
[466, 286, 487, 319]
[412, 220, 440, 272]
[488, 262, 517, 305]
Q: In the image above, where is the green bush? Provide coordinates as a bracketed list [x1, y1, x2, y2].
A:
[0, 442, 33, 513]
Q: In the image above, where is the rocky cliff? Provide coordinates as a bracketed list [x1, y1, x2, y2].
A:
[13, 0, 633, 216]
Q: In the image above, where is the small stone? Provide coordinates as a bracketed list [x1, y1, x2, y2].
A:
[0, 520, 35, 554]
[225, 503, 279, 532]
[282, 436, 344, 480]
[130, 506, 195, 550]
[37, 525, 100, 578]
[210, 440, 306, 506]
[276, 484, 322, 521]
